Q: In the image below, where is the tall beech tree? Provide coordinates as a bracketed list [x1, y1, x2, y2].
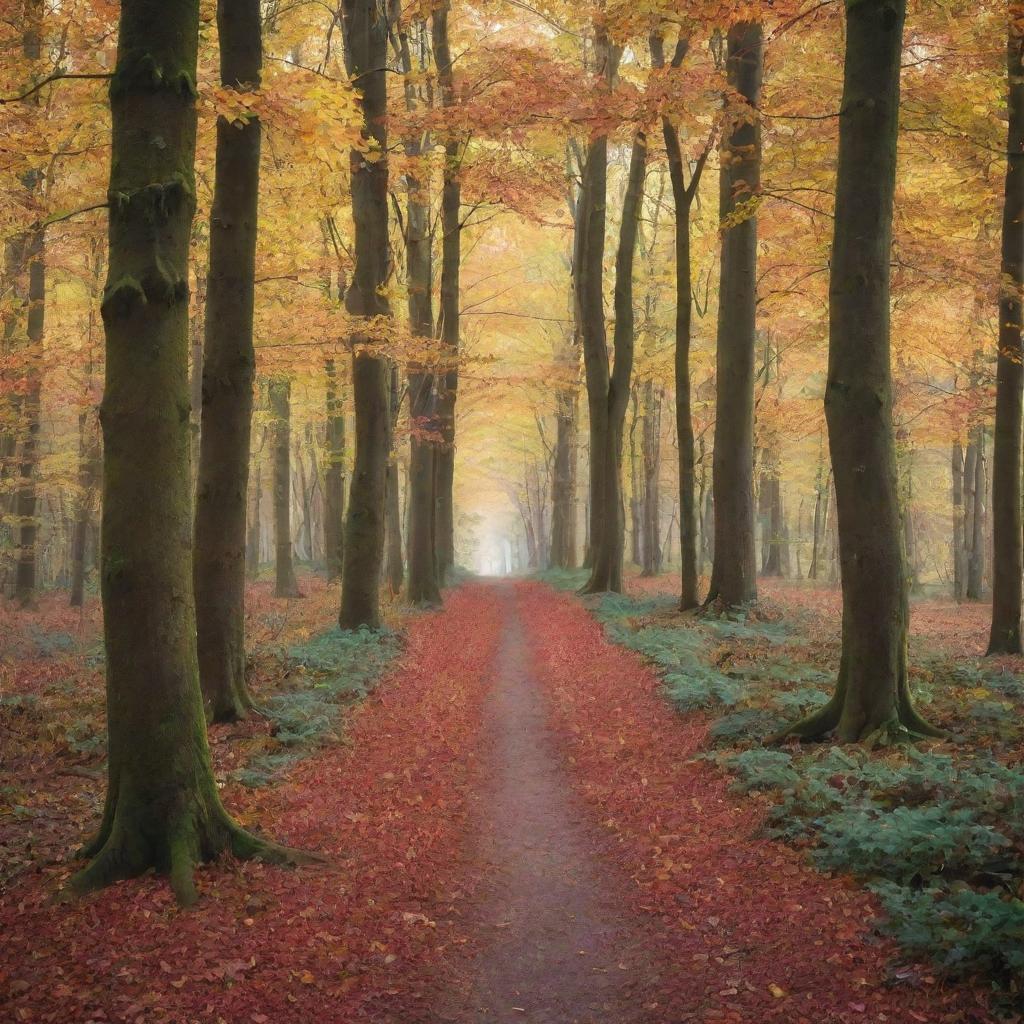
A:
[777, 0, 942, 744]
[384, 366, 404, 595]
[706, 22, 762, 611]
[339, 0, 392, 629]
[71, 0, 298, 904]
[432, 0, 460, 584]
[323, 357, 346, 579]
[581, 126, 647, 593]
[269, 377, 300, 598]
[651, 30, 711, 610]
[577, 31, 620, 593]
[396, 14, 441, 606]
[550, 146, 583, 572]
[193, 0, 263, 721]
[8, 0, 44, 608]
[988, 5, 1024, 655]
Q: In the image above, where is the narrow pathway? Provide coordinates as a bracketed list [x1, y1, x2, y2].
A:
[440, 584, 655, 1023]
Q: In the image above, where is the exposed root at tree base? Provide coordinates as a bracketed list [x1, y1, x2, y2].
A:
[769, 698, 950, 747]
[69, 811, 320, 907]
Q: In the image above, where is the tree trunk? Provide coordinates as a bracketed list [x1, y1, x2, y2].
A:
[549, 385, 578, 568]
[13, 222, 42, 608]
[967, 425, 987, 600]
[70, 408, 101, 608]
[641, 380, 662, 576]
[578, 86, 647, 594]
[432, 0, 460, 584]
[706, 22, 762, 611]
[397, 19, 441, 606]
[385, 368, 404, 596]
[270, 378, 300, 598]
[989, 10, 1024, 653]
[778, 0, 940, 744]
[8, 2, 44, 609]
[339, 0, 392, 629]
[323, 359, 346, 579]
[652, 31, 705, 607]
[246, 439, 263, 580]
[759, 460, 784, 577]
[952, 441, 966, 601]
[629, 388, 643, 567]
[193, 0, 262, 721]
[72, 0, 296, 905]
[189, 270, 204, 499]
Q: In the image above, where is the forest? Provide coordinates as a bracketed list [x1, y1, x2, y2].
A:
[2, 0, 1024, 1021]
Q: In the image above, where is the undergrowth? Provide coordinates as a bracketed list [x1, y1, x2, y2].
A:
[559, 576, 1024, 1005]
[232, 626, 401, 788]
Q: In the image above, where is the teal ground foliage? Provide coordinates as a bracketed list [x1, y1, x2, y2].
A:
[543, 573, 1024, 1002]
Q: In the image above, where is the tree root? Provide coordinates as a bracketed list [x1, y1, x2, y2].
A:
[68, 807, 323, 907]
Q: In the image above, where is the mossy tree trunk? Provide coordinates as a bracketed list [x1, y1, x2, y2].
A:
[988, 7, 1024, 654]
[778, 0, 941, 745]
[193, 0, 263, 721]
[432, 0, 460, 584]
[706, 22, 762, 612]
[72, 0, 299, 906]
[269, 377, 300, 598]
[339, 0, 392, 629]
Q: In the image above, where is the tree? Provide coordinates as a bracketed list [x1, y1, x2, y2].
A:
[706, 22, 762, 611]
[581, 127, 646, 593]
[987, 3, 1024, 655]
[339, 0, 392, 630]
[432, 0, 460, 584]
[9, 0, 45, 609]
[193, 0, 264, 721]
[651, 29, 711, 610]
[396, 12, 441, 606]
[270, 377, 300, 598]
[71, 0, 299, 905]
[777, 0, 942, 744]
[323, 358, 346, 579]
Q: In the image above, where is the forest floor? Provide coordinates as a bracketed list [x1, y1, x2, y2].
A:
[0, 575, 1015, 1022]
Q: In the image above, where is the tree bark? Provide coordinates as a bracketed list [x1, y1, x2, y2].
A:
[385, 367, 405, 595]
[549, 385, 578, 568]
[70, 407, 101, 609]
[652, 31, 706, 608]
[778, 0, 940, 744]
[989, 8, 1024, 653]
[432, 0, 459, 583]
[706, 22, 762, 611]
[629, 388, 643, 567]
[193, 0, 263, 720]
[641, 380, 662, 576]
[72, 0, 298, 905]
[339, 0, 392, 629]
[952, 441, 966, 601]
[397, 16, 441, 606]
[12, 222, 42, 608]
[759, 462, 785, 577]
[270, 378, 300, 598]
[246, 436, 263, 580]
[967, 425, 987, 600]
[323, 359, 346, 579]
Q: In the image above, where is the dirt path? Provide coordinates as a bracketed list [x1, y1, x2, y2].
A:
[440, 585, 654, 1023]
